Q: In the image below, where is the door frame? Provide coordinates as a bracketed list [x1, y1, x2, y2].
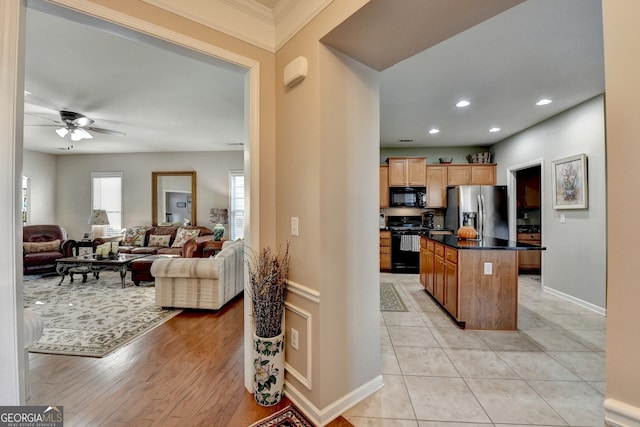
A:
[507, 159, 544, 286]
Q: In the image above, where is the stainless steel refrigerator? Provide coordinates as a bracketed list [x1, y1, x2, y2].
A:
[445, 185, 509, 239]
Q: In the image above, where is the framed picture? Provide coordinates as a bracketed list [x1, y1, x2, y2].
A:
[552, 153, 588, 209]
[176, 202, 187, 208]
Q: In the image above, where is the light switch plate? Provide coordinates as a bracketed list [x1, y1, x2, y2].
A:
[291, 217, 299, 236]
[560, 213, 566, 224]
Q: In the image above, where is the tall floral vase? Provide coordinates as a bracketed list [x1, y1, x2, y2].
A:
[253, 332, 285, 406]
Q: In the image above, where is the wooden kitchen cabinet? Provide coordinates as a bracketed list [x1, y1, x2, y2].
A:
[516, 169, 541, 208]
[471, 165, 496, 185]
[388, 157, 426, 187]
[380, 165, 389, 208]
[446, 164, 496, 186]
[425, 165, 447, 208]
[380, 230, 391, 272]
[420, 237, 520, 330]
[517, 233, 541, 271]
[433, 243, 445, 304]
[443, 247, 458, 317]
[419, 238, 427, 288]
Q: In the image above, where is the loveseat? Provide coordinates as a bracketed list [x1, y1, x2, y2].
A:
[23, 225, 76, 275]
[151, 238, 244, 310]
[95, 225, 214, 258]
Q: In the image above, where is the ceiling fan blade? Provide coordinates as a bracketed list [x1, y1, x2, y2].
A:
[24, 112, 62, 125]
[87, 127, 126, 136]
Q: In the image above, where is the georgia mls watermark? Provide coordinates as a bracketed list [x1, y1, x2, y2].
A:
[0, 406, 63, 427]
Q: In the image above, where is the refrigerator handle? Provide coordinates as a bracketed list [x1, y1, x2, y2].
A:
[478, 194, 484, 237]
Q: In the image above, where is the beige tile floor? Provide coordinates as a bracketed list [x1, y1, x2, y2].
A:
[344, 274, 606, 426]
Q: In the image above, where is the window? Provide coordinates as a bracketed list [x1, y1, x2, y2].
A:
[91, 172, 123, 236]
[229, 171, 244, 240]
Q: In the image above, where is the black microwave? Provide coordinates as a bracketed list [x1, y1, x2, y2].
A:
[390, 187, 426, 208]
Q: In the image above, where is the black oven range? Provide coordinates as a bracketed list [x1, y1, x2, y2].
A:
[387, 216, 430, 274]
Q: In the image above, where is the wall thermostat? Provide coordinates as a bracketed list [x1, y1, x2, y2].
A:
[284, 56, 307, 88]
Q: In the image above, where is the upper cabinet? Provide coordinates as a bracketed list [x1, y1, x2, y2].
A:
[516, 167, 541, 208]
[380, 165, 389, 208]
[425, 166, 447, 208]
[388, 157, 426, 187]
[447, 164, 496, 186]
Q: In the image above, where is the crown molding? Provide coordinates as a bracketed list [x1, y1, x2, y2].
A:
[142, 0, 333, 52]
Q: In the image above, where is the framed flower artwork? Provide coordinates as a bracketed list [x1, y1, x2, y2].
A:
[551, 153, 588, 209]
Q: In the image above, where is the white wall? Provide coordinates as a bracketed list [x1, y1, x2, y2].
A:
[23, 150, 57, 226]
[24, 150, 244, 239]
[492, 95, 607, 310]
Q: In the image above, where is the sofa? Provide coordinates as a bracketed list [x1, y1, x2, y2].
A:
[150, 238, 244, 310]
[23, 225, 76, 275]
[95, 225, 214, 258]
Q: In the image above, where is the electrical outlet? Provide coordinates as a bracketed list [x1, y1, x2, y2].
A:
[560, 213, 566, 224]
[291, 328, 299, 350]
[484, 262, 492, 275]
[291, 217, 299, 236]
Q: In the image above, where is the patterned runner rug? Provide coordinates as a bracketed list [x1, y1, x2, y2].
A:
[249, 405, 313, 427]
[380, 282, 408, 312]
[23, 272, 182, 357]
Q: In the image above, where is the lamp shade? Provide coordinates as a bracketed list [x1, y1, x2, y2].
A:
[209, 208, 228, 224]
[88, 209, 110, 225]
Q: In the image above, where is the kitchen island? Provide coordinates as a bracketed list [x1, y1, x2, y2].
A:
[420, 235, 545, 330]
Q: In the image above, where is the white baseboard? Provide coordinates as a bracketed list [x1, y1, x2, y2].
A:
[284, 375, 384, 426]
[542, 285, 606, 316]
[605, 398, 640, 427]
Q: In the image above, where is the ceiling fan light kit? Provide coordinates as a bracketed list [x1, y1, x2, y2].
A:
[26, 109, 125, 147]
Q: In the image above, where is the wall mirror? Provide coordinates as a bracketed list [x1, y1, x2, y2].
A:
[152, 171, 197, 226]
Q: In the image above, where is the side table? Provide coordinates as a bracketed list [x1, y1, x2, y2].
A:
[202, 240, 224, 257]
[75, 239, 95, 256]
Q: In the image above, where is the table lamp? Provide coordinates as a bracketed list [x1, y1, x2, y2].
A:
[88, 209, 110, 238]
[210, 208, 228, 241]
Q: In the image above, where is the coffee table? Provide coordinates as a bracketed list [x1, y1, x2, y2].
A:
[56, 253, 148, 288]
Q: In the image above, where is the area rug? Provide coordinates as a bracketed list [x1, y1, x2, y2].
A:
[380, 282, 408, 312]
[249, 405, 313, 427]
[23, 272, 182, 357]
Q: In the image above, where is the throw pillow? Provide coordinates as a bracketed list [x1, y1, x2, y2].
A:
[148, 234, 171, 247]
[122, 226, 149, 246]
[23, 239, 60, 253]
[171, 228, 201, 248]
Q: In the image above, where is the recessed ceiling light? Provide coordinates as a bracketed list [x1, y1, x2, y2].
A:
[536, 98, 552, 106]
[456, 100, 470, 108]
[489, 127, 501, 133]
[428, 129, 440, 134]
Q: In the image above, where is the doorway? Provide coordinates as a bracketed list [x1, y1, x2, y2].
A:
[3, 0, 262, 401]
[508, 160, 544, 282]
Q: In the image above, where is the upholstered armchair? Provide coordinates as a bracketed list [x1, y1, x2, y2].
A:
[23, 225, 76, 275]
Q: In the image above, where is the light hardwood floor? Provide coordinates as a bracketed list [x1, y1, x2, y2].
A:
[27, 293, 351, 426]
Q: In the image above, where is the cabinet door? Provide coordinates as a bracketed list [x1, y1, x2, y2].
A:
[444, 261, 458, 317]
[470, 165, 496, 185]
[407, 158, 426, 186]
[388, 158, 408, 186]
[517, 233, 541, 270]
[425, 250, 435, 294]
[426, 166, 447, 208]
[380, 166, 389, 208]
[420, 247, 427, 288]
[447, 166, 471, 185]
[380, 231, 391, 271]
[434, 255, 445, 304]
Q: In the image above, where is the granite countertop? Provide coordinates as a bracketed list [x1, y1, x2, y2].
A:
[426, 234, 546, 251]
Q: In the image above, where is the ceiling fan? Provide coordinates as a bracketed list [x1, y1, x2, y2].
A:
[27, 110, 126, 143]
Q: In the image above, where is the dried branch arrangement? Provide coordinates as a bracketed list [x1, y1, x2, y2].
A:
[247, 242, 290, 338]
